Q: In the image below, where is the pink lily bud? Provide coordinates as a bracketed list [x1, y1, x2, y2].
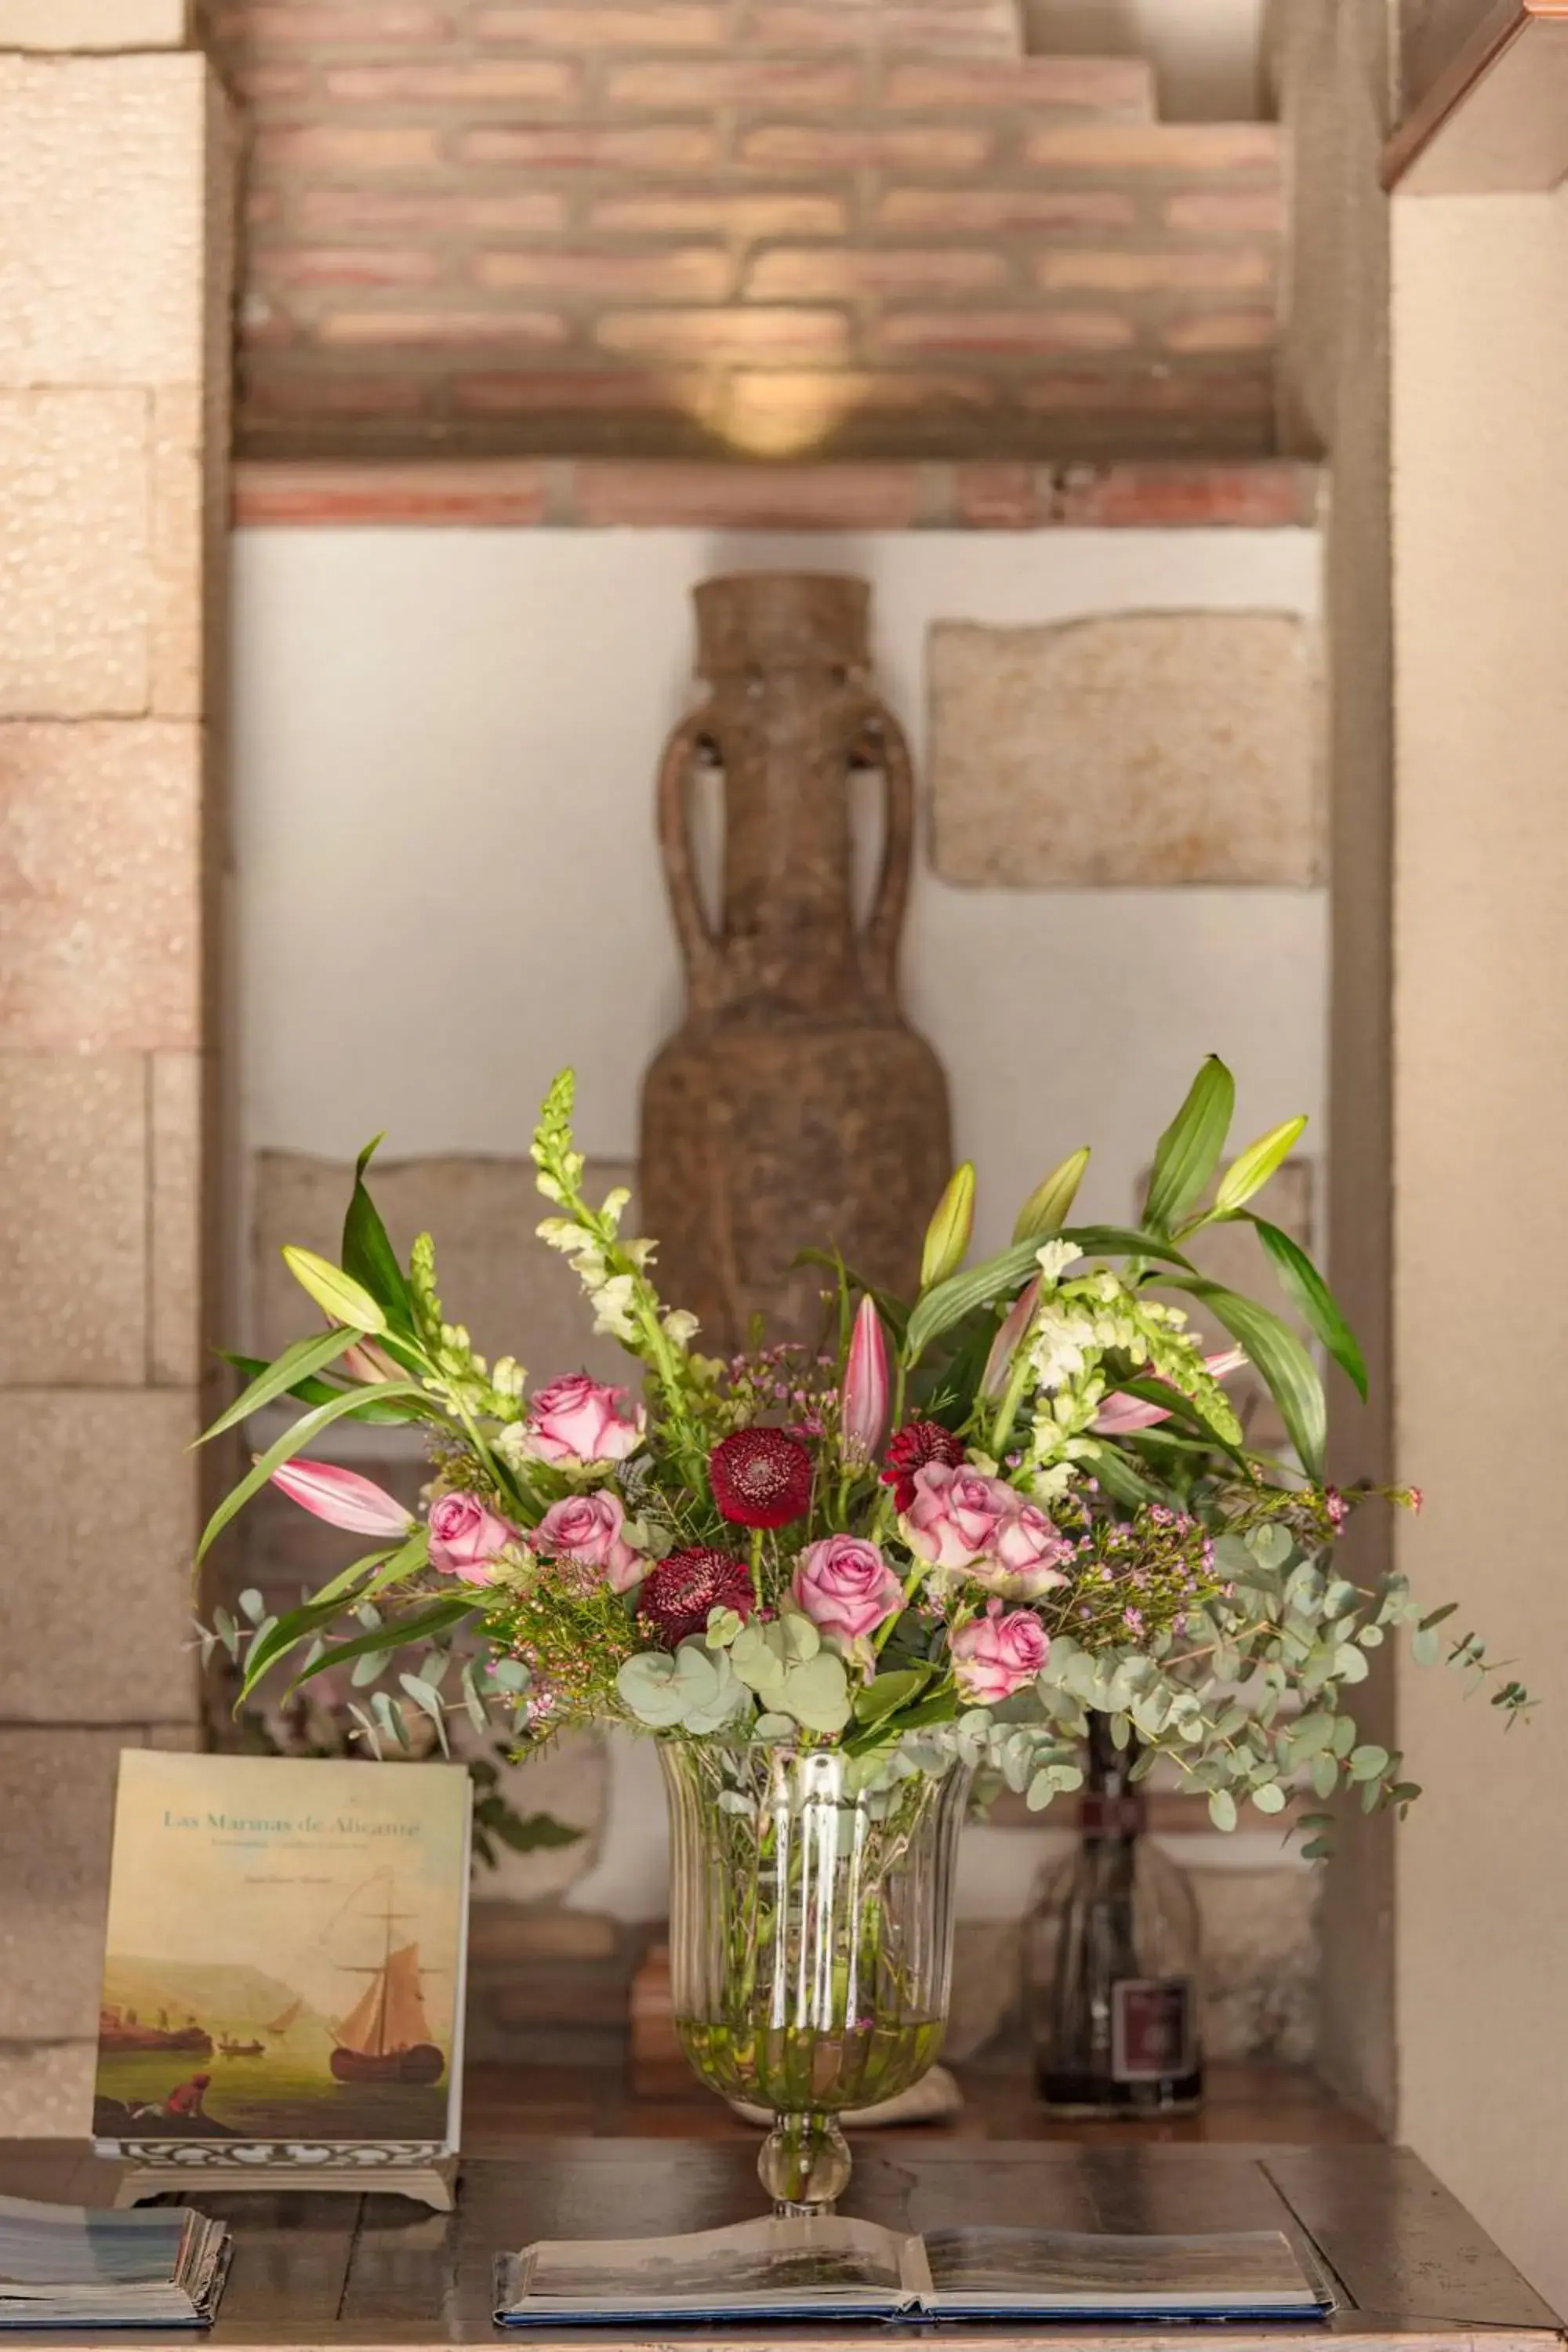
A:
[1094, 1348, 1247, 1435]
[841, 1294, 890, 1466]
[270, 1457, 415, 1537]
[980, 1277, 1040, 1399]
[340, 1339, 401, 1385]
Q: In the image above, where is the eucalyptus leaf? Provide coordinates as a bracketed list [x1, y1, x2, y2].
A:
[1207, 1788, 1238, 1832]
[1143, 1058, 1236, 1232]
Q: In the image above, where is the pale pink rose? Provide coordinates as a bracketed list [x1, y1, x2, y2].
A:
[535, 1490, 644, 1594]
[427, 1492, 521, 1584]
[902, 1462, 1011, 1571]
[792, 1534, 904, 1643]
[949, 1601, 1050, 1704]
[518, 1375, 645, 1468]
[971, 1497, 1073, 1600]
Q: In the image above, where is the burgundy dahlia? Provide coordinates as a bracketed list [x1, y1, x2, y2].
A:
[880, 1419, 965, 1512]
[710, 1427, 814, 1529]
[639, 1546, 754, 1647]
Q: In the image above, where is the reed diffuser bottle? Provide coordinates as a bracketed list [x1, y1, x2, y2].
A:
[1025, 1717, 1204, 2116]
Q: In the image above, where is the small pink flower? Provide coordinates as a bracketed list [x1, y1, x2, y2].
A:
[427, 1491, 521, 1584]
[949, 1600, 1049, 1704]
[270, 1457, 414, 1539]
[792, 1534, 904, 1643]
[981, 1277, 1040, 1398]
[902, 1462, 1011, 1571]
[973, 1497, 1073, 1599]
[535, 1490, 644, 1594]
[517, 1375, 646, 1468]
[841, 1295, 889, 1467]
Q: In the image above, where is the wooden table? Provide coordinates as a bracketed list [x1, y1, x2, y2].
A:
[5, 2139, 1561, 2350]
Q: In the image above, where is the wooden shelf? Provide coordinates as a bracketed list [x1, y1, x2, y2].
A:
[1385, 0, 1568, 190]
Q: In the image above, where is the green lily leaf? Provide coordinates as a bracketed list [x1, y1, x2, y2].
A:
[342, 1134, 416, 1336]
[194, 1378, 428, 1566]
[852, 1666, 933, 1726]
[289, 1595, 477, 1690]
[903, 1227, 1193, 1366]
[1160, 1274, 1327, 1479]
[214, 1350, 421, 1426]
[1143, 1057, 1236, 1232]
[199, 1328, 365, 1444]
[1247, 1217, 1369, 1401]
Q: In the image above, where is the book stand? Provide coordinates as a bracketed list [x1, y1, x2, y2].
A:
[107, 2140, 457, 2212]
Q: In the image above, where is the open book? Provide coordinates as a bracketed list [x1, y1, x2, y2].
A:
[495, 2214, 1334, 2327]
[0, 2194, 230, 2329]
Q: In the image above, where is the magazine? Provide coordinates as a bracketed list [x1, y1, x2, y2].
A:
[495, 2214, 1334, 2326]
[0, 2194, 230, 2328]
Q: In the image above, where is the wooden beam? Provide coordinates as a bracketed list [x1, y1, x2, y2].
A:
[1385, 0, 1568, 189]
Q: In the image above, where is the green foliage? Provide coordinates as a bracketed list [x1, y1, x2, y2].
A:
[1012, 1147, 1091, 1244]
[1143, 1057, 1235, 1232]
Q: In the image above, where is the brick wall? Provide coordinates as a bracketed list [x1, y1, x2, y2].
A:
[209, 0, 1286, 459]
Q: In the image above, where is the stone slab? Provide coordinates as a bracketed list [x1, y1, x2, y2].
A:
[0, 720, 203, 1052]
[150, 1051, 202, 1385]
[0, 2042, 95, 2137]
[0, 390, 150, 720]
[929, 612, 1323, 887]
[0, 0, 191, 48]
[0, 1730, 128, 2040]
[252, 1151, 640, 1389]
[0, 1053, 147, 1385]
[0, 1393, 201, 1723]
[0, 53, 213, 387]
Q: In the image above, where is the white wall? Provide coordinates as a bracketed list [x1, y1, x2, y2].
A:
[231, 524, 1326, 1269]
[1392, 188, 1568, 2314]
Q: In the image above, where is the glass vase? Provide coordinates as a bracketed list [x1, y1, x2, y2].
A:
[660, 1740, 971, 2215]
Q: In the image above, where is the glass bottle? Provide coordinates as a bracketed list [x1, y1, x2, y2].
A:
[1025, 1716, 1204, 2115]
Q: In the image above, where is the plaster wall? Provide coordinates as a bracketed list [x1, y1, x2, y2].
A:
[231, 521, 1326, 1268]
[1392, 187, 1568, 2313]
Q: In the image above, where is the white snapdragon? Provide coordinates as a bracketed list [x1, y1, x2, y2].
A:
[1028, 1303, 1099, 1392]
[1034, 1238, 1084, 1286]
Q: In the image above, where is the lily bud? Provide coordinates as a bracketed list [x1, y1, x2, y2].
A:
[920, 1163, 975, 1292]
[841, 1294, 890, 1466]
[1012, 1147, 1090, 1244]
[1093, 1348, 1248, 1435]
[980, 1276, 1040, 1399]
[270, 1456, 414, 1537]
[281, 1246, 386, 1335]
[341, 1339, 401, 1385]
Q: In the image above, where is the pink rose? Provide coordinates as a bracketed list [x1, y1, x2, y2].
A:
[902, 1462, 1011, 1571]
[518, 1375, 646, 1468]
[792, 1534, 904, 1643]
[535, 1490, 644, 1594]
[972, 1497, 1073, 1600]
[427, 1492, 521, 1584]
[949, 1601, 1050, 1704]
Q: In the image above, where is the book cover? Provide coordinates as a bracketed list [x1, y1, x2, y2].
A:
[93, 1753, 471, 2158]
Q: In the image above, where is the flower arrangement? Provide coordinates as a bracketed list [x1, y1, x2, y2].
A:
[205, 1058, 1527, 1847]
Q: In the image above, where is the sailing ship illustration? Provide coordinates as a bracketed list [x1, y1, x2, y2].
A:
[329, 1882, 445, 2086]
[264, 1998, 302, 2037]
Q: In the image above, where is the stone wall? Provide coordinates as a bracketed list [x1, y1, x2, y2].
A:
[207, 0, 1287, 459]
[0, 16, 234, 2126]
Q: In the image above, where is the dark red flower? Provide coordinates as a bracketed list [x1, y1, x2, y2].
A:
[710, 1427, 814, 1528]
[880, 1420, 965, 1512]
[639, 1546, 754, 1647]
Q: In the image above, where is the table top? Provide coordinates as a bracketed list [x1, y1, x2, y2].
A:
[5, 2138, 1561, 2352]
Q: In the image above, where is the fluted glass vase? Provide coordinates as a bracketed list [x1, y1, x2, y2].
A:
[660, 1741, 971, 2215]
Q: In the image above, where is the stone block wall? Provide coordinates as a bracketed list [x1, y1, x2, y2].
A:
[206, 0, 1287, 459]
[0, 23, 234, 2127]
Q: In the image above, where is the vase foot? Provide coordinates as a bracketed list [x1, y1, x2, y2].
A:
[758, 2114, 851, 2216]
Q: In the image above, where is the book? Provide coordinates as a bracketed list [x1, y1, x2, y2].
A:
[93, 1752, 472, 2208]
[495, 2214, 1336, 2327]
[0, 2194, 230, 2328]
